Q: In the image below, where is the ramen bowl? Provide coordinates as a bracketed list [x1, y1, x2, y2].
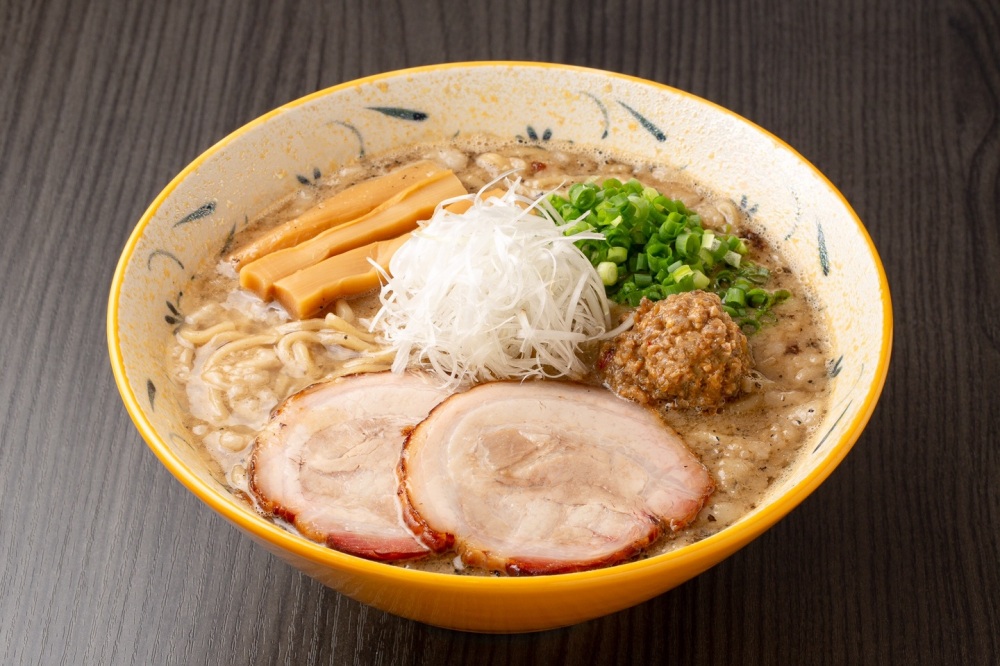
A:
[108, 62, 891, 633]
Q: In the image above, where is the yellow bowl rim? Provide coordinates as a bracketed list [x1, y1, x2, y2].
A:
[107, 60, 893, 593]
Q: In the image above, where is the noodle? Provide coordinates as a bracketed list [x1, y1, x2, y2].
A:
[333, 298, 355, 322]
[169, 293, 396, 476]
[203, 335, 279, 369]
[178, 321, 236, 345]
[323, 312, 377, 342]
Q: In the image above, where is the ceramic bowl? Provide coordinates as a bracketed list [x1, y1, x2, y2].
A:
[108, 62, 891, 633]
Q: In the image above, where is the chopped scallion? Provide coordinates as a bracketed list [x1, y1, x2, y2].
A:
[596, 261, 618, 286]
[724, 287, 747, 307]
[548, 179, 790, 333]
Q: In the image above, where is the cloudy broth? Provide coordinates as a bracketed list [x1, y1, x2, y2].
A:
[166, 136, 833, 573]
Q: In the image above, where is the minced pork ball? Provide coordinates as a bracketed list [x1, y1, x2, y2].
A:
[599, 291, 753, 410]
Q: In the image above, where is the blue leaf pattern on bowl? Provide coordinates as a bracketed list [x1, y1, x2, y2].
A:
[814, 401, 851, 453]
[617, 101, 666, 142]
[817, 221, 830, 275]
[296, 168, 322, 187]
[219, 221, 238, 257]
[173, 201, 216, 227]
[162, 292, 185, 336]
[332, 120, 365, 158]
[783, 191, 802, 241]
[147, 249, 184, 271]
[367, 106, 428, 121]
[738, 194, 760, 220]
[814, 362, 862, 452]
[518, 126, 553, 142]
[580, 92, 610, 139]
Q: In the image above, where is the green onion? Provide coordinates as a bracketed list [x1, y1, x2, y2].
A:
[606, 246, 628, 264]
[724, 287, 747, 307]
[596, 261, 618, 286]
[675, 231, 700, 258]
[692, 270, 710, 290]
[548, 179, 791, 331]
[670, 264, 694, 283]
[569, 183, 597, 209]
[697, 250, 713, 270]
[746, 288, 770, 307]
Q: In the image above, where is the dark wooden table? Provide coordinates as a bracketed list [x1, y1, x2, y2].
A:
[2, 1, 997, 663]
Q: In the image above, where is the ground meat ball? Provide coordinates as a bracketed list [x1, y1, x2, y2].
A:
[600, 291, 753, 410]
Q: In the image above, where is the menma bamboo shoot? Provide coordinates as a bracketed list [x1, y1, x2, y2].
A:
[272, 234, 411, 319]
[227, 160, 447, 269]
[240, 170, 466, 299]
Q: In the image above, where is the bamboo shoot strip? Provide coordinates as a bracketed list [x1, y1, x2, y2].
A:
[272, 188, 508, 319]
[273, 234, 411, 320]
[239, 170, 467, 299]
[227, 160, 447, 269]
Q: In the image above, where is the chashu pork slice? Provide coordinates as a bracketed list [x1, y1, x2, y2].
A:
[249, 371, 452, 561]
[399, 381, 714, 575]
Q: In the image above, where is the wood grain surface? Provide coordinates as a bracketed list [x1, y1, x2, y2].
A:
[1, 0, 997, 663]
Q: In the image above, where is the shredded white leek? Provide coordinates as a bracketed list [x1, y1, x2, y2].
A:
[371, 180, 614, 388]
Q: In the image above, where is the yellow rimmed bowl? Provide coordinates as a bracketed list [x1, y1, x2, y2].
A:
[108, 62, 891, 633]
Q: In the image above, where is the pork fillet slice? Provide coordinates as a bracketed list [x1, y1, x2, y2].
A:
[399, 381, 714, 575]
[249, 372, 452, 561]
